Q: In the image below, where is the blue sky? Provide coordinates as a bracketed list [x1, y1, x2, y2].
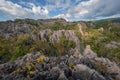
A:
[0, 0, 120, 21]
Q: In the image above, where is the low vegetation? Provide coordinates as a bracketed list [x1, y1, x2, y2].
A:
[82, 22, 120, 63]
[0, 34, 76, 62]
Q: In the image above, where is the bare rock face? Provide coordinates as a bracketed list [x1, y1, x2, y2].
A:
[50, 30, 81, 49]
[33, 29, 80, 44]
[83, 45, 97, 59]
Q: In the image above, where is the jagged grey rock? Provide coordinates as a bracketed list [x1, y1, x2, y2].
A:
[57, 71, 68, 80]
[72, 64, 106, 80]
[83, 45, 97, 59]
[105, 41, 120, 49]
[0, 51, 120, 80]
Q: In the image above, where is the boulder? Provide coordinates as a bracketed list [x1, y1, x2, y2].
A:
[72, 64, 106, 80]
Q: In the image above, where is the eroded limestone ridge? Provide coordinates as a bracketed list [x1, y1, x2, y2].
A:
[0, 45, 119, 80]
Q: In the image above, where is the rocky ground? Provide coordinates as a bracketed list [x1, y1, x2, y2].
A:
[0, 45, 120, 80]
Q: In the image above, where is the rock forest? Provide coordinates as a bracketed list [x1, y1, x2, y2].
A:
[0, 18, 120, 80]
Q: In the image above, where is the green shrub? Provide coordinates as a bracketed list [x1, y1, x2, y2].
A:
[9, 46, 29, 62]
[54, 36, 76, 56]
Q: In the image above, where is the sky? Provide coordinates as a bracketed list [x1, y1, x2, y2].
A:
[0, 0, 120, 21]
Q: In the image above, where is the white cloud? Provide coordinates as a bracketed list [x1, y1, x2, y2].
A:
[0, 0, 49, 20]
[53, 14, 69, 21]
[66, 0, 120, 19]
[29, 3, 48, 15]
[0, 0, 120, 21]
[46, 0, 71, 12]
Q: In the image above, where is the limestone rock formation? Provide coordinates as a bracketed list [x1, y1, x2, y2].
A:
[0, 18, 120, 80]
[0, 47, 120, 80]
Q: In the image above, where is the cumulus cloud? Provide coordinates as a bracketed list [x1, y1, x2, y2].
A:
[28, 3, 48, 15]
[66, 0, 120, 20]
[53, 13, 71, 21]
[0, 0, 120, 21]
[0, 0, 49, 20]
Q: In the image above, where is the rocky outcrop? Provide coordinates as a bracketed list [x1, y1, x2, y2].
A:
[105, 41, 120, 49]
[32, 29, 82, 51]
[83, 46, 120, 80]
[83, 45, 97, 59]
[72, 64, 106, 80]
[0, 18, 72, 39]
[0, 46, 119, 80]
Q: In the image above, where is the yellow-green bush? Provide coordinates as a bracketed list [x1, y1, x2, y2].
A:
[37, 56, 45, 63]
[26, 63, 35, 71]
[69, 63, 75, 69]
